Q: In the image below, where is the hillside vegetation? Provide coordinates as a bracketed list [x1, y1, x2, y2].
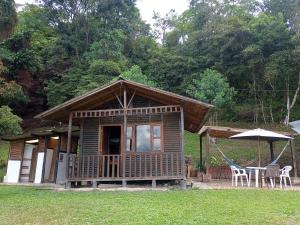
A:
[1, 0, 300, 134]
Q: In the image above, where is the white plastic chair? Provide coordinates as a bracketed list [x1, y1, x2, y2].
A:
[230, 165, 249, 187]
[280, 166, 293, 188]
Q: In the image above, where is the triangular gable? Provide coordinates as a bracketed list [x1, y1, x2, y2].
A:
[35, 79, 213, 132]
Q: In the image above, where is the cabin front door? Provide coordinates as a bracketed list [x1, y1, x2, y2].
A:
[102, 126, 121, 155]
[101, 125, 121, 177]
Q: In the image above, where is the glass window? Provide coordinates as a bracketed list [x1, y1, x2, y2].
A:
[153, 125, 161, 151]
[126, 139, 132, 151]
[153, 139, 161, 151]
[153, 126, 161, 138]
[136, 125, 151, 152]
[127, 127, 132, 138]
[126, 126, 133, 151]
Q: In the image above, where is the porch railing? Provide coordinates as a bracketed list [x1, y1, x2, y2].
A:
[67, 152, 183, 180]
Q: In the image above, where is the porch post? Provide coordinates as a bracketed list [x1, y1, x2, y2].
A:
[65, 113, 73, 187]
[41, 136, 48, 183]
[122, 86, 127, 182]
[205, 134, 210, 175]
[199, 134, 203, 171]
[290, 140, 298, 177]
[180, 105, 186, 188]
[54, 135, 61, 183]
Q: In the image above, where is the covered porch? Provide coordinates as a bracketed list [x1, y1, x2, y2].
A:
[65, 104, 185, 186]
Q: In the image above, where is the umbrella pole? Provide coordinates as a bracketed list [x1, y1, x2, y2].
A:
[258, 137, 261, 167]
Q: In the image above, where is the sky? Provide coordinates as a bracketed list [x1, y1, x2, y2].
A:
[15, 0, 189, 26]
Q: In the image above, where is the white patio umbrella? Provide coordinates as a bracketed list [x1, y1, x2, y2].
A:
[229, 128, 292, 167]
[289, 120, 300, 134]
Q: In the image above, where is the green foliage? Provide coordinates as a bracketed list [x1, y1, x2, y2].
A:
[120, 65, 157, 87]
[0, 77, 27, 106]
[0, 0, 17, 41]
[16, 5, 57, 68]
[46, 60, 123, 107]
[0, 105, 22, 136]
[1, 0, 300, 125]
[187, 69, 236, 108]
[0, 31, 41, 76]
[84, 29, 127, 63]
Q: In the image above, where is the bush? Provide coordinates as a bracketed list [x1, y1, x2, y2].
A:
[0, 105, 22, 136]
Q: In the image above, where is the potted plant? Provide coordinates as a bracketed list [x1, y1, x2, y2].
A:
[207, 156, 221, 179]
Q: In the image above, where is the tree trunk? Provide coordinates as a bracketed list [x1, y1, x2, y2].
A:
[269, 104, 274, 123]
[284, 72, 300, 125]
[260, 99, 267, 124]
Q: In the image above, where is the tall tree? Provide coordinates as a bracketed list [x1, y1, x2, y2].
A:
[0, 0, 17, 41]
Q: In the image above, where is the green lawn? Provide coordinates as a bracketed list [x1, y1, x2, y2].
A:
[0, 186, 299, 225]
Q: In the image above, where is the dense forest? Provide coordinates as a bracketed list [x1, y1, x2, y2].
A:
[1, 0, 300, 135]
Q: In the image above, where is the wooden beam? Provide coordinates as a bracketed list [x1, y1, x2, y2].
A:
[41, 136, 48, 183]
[290, 140, 298, 177]
[180, 105, 185, 179]
[199, 135, 203, 171]
[205, 134, 210, 174]
[127, 90, 136, 107]
[114, 93, 124, 108]
[65, 113, 73, 184]
[122, 87, 127, 179]
[54, 135, 62, 183]
[72, 105, 181, 118]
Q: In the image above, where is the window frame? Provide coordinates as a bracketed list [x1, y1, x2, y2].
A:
[152, 125, 162, 151]
[132, 123, 163, 153]
[126, 125, 134, 152]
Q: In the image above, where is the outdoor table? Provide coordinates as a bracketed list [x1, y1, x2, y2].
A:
[246, 166, 266, 188]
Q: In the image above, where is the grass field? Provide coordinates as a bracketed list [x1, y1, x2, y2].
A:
[0, 186, 299, 225]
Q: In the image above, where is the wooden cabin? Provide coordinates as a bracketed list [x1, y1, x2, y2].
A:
[4, 79, 212, 187]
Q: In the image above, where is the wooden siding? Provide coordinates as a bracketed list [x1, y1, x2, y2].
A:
[163, 114, 181, 152]
[29, 146, 38, 182]
[38, 137, 46, 152]
[9, 140, 24, 160]
[48, 139, 59, 183]
[76, 112, 182, 181]
[100, 95, 163, 109]
[60, 135, 78, 153]
[81, 119, 99, 155]
[81, 113, 181, 155]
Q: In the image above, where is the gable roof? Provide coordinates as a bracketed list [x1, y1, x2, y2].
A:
[35, 79, 213, 133]
[198, 126, 292, 139]
[1, 125, 80, 141]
